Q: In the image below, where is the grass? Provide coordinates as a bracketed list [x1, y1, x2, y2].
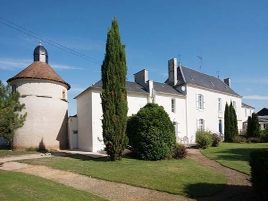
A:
[0, 170, 106, 201]
[23, 155, 226, 198]
[201, 143, 268, 174]
[0, 149, 38, 157]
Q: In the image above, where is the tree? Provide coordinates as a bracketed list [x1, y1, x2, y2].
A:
[0, 81, 26, 148]
[250, 113, 260, 138]
[229, 103, 238, 140]
[246, 116, 252, 137]
[101, 18, 128, 161]
[127, 103, 176, 160]
[224, 103, 231, 142]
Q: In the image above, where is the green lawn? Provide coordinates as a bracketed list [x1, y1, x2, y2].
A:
[23, 155, 226, 198]
[0, 149, 38, 157]
[201, 143, 268, 174]
[0, 170, 105, 201]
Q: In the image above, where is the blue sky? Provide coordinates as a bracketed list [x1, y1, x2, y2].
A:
[0, 0, 267, 115]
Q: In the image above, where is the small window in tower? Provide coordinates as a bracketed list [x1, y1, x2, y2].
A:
[62, 90, 66, 100]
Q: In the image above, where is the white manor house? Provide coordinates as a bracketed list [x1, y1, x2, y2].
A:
[6, 45, 254, 151]
[69, 58, 254, 152]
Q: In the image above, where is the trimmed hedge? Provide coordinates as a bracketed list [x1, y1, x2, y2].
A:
[127, 103, 176, 160]
[250, 150, 268, 200]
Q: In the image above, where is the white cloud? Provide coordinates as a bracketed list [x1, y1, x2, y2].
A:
[0, 58, 84, 71]
[234, 78, 268, 85]
[243, 95, 268, 101]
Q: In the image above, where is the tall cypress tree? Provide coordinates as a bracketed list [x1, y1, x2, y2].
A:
[246, 116, 252, 137]
[101, 18, 128, 161]
[230, 103, 238, 140]
[224, 103, 230, 142]
[251, 113, 260, 137]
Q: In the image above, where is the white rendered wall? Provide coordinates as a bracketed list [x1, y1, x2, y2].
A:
[186, 85, 242, 142]
[77, 90, 92, 151]
[154, 93, 187, 142]
[241, 107, 254, 123]
[11, 79, 68, 150]
[68, 116, 78, 149]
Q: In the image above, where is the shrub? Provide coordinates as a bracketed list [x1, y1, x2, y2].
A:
[196, 130, 212, 149]
[127, 103, 176, 160]
[250, 150, 268, 200]
[211, 133, 221, 147]
[233, 135, 247, 143]
[261, 127, 268, 142]
[247, 137, 261, 143]
[173, 143, 187, 159]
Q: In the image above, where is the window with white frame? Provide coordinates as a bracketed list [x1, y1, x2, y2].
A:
[171, 98, 176, 113]
[218, 98, 222, 112]
[232, 101, 236, 110]
[245, 108, 247, 117]
[173, 121, 178, 135]
[198, 119, 205, 131]
[197, 94, 204, 109]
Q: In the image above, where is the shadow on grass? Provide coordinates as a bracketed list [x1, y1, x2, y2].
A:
[207, 147, 268, 162]
[184, 183, 261, 201]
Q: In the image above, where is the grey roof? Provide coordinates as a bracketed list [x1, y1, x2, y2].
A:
[178, 66, 240, 97]
[153, 81, 183, 95]
[258, 116, 268, 123]
[242, 103, 255, 109]
[91, 80, 148, 94]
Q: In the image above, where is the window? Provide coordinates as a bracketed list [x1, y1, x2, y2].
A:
[197, 94, 204, 109]
[218, 98, 222, 112]
[219, 119, 223, 134]
[245, 108, 247, 117]
[62, 90, 66, 99]
[173, 121, 178, 134]
[171, 98, 176, 113]
[232, 101, 236, 110]
[198, 119, 205, 131]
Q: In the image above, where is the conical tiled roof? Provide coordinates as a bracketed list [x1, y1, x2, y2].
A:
[7, 61, 70, 89]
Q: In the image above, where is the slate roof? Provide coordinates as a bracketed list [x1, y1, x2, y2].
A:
[7, 61, 70, 89]
[91, 80, 148, 94]
[153, 81, 183, 95]
[242, 103, 255, 109]
[257, 108, 268, 116]
[177, 66, 240, 97]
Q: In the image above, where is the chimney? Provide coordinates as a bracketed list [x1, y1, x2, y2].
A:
[168, 58, 177, 86]
[134, 69, 148, 87]
[224, 78, 231, 87]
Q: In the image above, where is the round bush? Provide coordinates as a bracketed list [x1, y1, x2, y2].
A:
[173, 143, 187, 159]
[196, 130, 212, 149]
[211, 133, 221, 147]
[127, 103, 176, 160]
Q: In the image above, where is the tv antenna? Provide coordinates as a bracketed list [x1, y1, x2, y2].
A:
[197, 56, 203, 71]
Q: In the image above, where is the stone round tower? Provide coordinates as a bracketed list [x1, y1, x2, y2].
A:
[7, 44, 71, 150]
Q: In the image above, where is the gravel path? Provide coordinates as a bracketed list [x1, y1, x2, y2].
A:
[187, 149, 259, 201]
[0, 153, 52, 163]
[0, 149, 259, 201]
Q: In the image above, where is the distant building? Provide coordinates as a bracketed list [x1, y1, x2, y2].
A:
[257, 108, 268, 130]
[69, 58, 253, 152]
[7, 44, 70, 150]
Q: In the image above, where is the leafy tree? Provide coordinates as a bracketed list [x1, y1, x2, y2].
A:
[101, 18, 128, 161]
[127, 103, 176, 160]
[224, 103, 231, 142]
[0, 81, 26, 148]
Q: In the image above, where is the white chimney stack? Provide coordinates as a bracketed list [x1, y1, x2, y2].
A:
[134, 69, 148, 87]
[168, 58, 177, 86]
